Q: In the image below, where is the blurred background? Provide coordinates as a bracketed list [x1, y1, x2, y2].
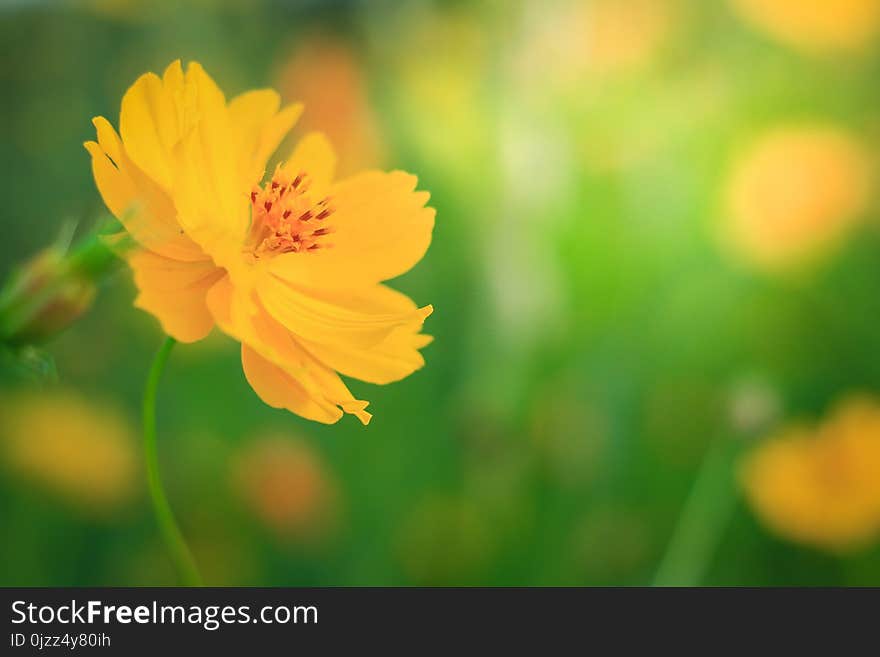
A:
[2, 0, 880, 586]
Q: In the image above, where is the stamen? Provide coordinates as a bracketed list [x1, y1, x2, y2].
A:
[247, 166, 335, 258]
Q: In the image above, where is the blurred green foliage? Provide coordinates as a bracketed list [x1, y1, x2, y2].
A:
[1, 0, 880, 586]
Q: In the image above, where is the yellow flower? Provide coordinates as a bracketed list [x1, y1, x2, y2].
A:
[721, 125, 872, 272]
[85, 61, 434, 425]
[514, 0, 677, 88]
[740, 396, 880, 553]
[0, 390, 138, 513]
[730, 0, 880, 54]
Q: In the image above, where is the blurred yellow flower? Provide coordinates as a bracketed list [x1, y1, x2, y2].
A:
[0, 390, 137, 512]
[730, 0, 880, 54]
[722, 125, 872, 272]
[85, 60, 434, 425]
[514, 0, 676, 94]
[582, 0, 677, 75]
[276, 36, 386, 177]
[231, 434, 339, 543]
[740, 396, 880, 552]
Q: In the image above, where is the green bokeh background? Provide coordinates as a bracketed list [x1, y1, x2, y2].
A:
[2, 0, 880, 586]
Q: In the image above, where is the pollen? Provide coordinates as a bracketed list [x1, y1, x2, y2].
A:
[248, 164, 335, 257]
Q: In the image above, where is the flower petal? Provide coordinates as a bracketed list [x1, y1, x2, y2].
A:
[113, 61, 250, 260]
[283, 131, 336, 199]
[128, 249, 225, 342]
[251, 103, 303, 182]
[295, 284, 433, 384]
[119, 70, 180, 191]
[269, 170, 434, 287]
[140, 62, 246, 260]
[170, 118, 245, 255]
[228, 89, 303, 185]
[206, 276, 372, 424]
[241, 345, 344, 424]
[162, 59, 185, 97]
[257, 273, 431, 349]
[85, 117, 204, 262]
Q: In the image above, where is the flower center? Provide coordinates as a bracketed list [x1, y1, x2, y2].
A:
[247, 164, 334, 258]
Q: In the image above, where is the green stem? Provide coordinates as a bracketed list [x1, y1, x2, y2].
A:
[142, 336, 203, 586]
[652, 438, 740, 587]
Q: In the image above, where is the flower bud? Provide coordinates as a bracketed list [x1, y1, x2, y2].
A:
[0, 235, 116, 345]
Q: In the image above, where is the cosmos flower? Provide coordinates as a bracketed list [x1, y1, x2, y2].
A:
[721, 125, 872, 272]
[740, 396, 880, 553]
[730, 0, 880, 55]
[85, 61, 434, 425]
[0, 390, 137, 513]
[513, 0, 677, 89]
